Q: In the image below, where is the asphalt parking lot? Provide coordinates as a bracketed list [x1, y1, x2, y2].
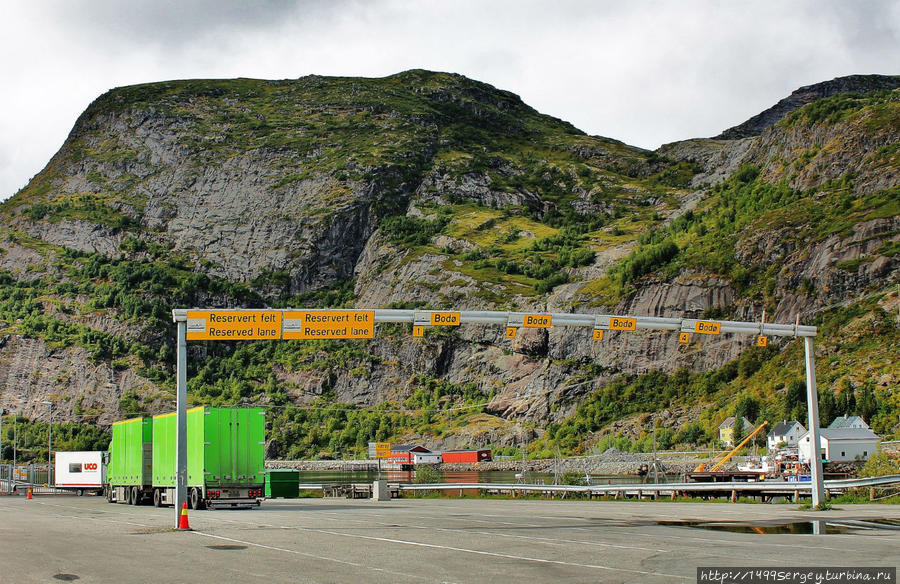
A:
[1, 495, 897, 583]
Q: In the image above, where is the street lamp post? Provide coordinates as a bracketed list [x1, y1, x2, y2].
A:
[42, 401, 53, 486]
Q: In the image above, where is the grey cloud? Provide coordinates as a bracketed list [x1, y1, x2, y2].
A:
[50, 0, 343, 47]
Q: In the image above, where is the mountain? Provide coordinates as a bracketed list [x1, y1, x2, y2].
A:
[0, 71, 897, 460]
[716, 74, 900, 139]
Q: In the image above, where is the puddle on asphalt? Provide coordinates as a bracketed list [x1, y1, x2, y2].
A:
[206, 544, 248, 550]
[52, 575, 80, 582]
[658, 519, 900, 535]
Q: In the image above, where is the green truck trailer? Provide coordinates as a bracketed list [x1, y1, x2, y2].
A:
[151, 406, 266, 509]
[105, 417, 153, 505]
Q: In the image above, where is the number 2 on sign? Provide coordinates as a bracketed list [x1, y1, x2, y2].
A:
[505, 327, 517, 338]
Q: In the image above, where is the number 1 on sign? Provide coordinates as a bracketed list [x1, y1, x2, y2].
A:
[413, 326, 424, 337]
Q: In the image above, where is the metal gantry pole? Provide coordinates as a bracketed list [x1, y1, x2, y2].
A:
[175, 320, 188, 528]
[804, 336, 825, 507]
[12, 413, 16, 492]
[170, 306, 821, 508]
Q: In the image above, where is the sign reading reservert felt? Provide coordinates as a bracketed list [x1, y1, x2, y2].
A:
[283, 310, 375, 339]
[186, 310, 282, 340]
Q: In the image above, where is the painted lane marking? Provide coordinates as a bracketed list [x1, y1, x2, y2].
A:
[307, 528, 690, 580]
[190, 531, 431, 581]
[193, 511, 683, 579]
[202, 509, 669, 552]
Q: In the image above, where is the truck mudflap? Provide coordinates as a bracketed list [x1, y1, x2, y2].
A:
[206, 497, 261, 509]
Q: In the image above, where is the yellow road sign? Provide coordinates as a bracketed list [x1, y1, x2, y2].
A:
[609, 317, 637, 331]
[429, 312, 461, 326]
[757, 335, 768, 347]
[694, 320, 722, 335]
[505, 327, 517, 338]
[679, 332, 690, 343]
[413, 325, 424, 337]
[592, 329, 604, 341]
[186, 310, 282, 341]
[522, 314, 551, 328]
[283, 310, 374, 339]
[375, 442, 391, 458]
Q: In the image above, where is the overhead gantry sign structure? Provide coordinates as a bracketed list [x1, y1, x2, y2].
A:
[171, 308, 825, 525]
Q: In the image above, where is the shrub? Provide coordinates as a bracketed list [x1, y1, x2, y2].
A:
[414, 465, 441, 484]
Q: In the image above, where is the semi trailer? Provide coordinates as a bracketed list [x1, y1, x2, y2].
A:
[106, 407, 266, 509]
[151, 406, 266, 509]
[105, 417, 153, 504]
[54, 451, 106, 496]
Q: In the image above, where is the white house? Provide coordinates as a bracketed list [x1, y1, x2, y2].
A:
[413, 452, 443, 465]
[828, 416, 869, 429]
[798, 428, 881, 463]
[767, 420, 806, 451]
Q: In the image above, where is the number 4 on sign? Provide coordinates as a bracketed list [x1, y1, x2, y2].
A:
[679, 332, 690, 344]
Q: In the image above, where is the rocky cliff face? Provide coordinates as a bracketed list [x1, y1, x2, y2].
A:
[0, 71, 897, 450]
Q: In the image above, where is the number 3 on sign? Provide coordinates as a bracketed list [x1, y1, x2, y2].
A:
[592, 329, 604, 341]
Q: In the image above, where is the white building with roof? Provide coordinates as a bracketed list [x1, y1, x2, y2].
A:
[767, 420, 806, 451]
[798, 428, 881, 463]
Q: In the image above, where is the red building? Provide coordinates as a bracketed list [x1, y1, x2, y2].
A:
[389, 445, 431, 465]
[441, 449, 492, 463]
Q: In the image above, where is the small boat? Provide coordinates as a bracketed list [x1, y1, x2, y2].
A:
[737, 456, 772, 474]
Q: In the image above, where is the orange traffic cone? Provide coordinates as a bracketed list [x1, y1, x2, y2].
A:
[26, 488, 32, 500]
[178, 502, 192, 531]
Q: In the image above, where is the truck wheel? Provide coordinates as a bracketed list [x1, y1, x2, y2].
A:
[105, 486, 114, 503]
[153, 488, 162, 508]
[130, 486, 139, 506]
[77, 489, 84, 497]
[190, 487, 205, 511]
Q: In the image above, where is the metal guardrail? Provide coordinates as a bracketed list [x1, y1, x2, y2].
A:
[292, 475, 900, 498]
[393, 475, 900, 495]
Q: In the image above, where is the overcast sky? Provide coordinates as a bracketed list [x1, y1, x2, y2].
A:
[1, 0, 897, 201]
